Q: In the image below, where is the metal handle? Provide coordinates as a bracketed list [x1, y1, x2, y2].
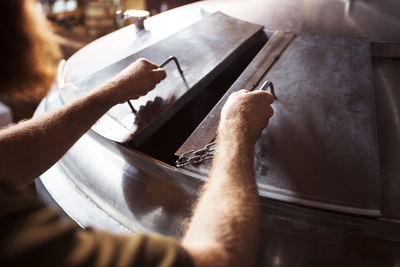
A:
[257, 80, 277, 100]
[127, 56, 187, 114]
[159, 56, 184, 74]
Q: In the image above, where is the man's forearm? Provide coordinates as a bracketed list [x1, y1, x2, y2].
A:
[0, 59, 166, 188]
[0, 87, 115, 187]
[182, 89, 273, 267]
[182, 127, 260, 267]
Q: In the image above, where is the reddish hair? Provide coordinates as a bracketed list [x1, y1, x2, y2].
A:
[0, 0, 61, 102]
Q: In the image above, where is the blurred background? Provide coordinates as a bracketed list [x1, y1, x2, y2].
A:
[39, 0, 199, 59]
[0, 0, 200, 123]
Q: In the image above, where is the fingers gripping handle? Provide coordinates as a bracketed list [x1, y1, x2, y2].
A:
[257, 80, 277, 100]
[126, 56, 186, 114]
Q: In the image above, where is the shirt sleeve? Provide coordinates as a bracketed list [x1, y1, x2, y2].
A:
[0, 181, 194, 267]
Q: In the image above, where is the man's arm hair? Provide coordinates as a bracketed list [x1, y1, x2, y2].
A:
[182, 89, 274, 267]
[0, 59, 166, 188]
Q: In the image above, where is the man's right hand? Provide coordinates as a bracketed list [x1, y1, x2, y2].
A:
[183, 89, 273, 267]
[219, 89, 274, 146]
[100, 58, 167, 104]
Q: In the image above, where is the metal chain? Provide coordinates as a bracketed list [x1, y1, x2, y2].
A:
[176, 142, 216, 168]
[175, 81, 275, 168]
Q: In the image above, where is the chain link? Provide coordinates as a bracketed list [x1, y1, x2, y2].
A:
[176, 142, 216, 168]
[175, 81, 276, 168]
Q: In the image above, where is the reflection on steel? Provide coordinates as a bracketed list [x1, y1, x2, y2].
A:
[176, 142, 216, 167]
[127, 56, 188, 114]
[258, 80, 277, 99]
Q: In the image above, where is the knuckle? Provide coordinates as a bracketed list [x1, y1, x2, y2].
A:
[228, 92, 239, 102]
[138, 58, 151, 66]
[266, 92, 275, 103]
[266, 106, 274, 117]
[255, 91, 274, 104]
[156, 70, 167, 80]
[256, 90, 269, 98]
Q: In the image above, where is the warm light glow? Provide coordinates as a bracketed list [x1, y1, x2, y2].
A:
[124, 9, 149, 18]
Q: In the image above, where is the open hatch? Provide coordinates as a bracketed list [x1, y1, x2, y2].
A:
[58, 12, 382, 218]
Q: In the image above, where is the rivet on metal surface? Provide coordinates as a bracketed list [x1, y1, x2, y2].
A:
[258, 80, 277, 100]
[127, 56, 188, 114]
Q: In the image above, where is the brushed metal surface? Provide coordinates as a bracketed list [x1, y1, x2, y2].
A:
[40, 89, 200, 236]
[179, 34, 380, 216]
[38, 89, 400, 266]
[64, 12, 264, 145]
[176, 30, 296, 155]
[253, 35, 379, 215]
[35, 0, 400, 265]
[373, 58, 400, 219]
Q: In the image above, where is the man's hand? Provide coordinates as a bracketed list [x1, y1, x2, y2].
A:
[0, 58, 166, 188]
[183, 88, 274, 267]
[219, 89, 274, 145]
[100, 58, 167, 104]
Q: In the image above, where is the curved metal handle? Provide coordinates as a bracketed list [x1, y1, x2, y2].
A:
[258, 80, 277, 100]
[159, 56, 184, 74]
[127, 56, 187, 114]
